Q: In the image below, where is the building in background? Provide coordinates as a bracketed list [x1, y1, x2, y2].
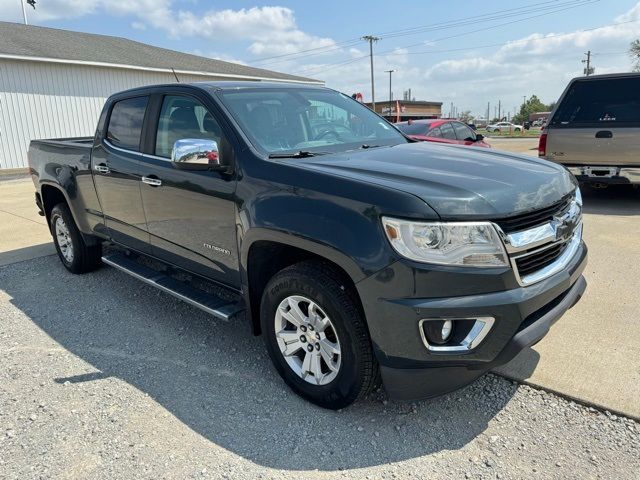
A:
[0, 22, 321, 172]
[529, 111, 552, 123]
[367, 100, 443, 122]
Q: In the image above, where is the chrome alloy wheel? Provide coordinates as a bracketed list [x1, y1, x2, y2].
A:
[274, 295, 342, 385]
[55, 217, 74, 263]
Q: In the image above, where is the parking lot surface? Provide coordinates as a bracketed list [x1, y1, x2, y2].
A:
[1, 255, 639, 479]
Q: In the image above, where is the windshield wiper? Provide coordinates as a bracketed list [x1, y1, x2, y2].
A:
[268, 150, 326, 159]
[360, 144, 382, 149]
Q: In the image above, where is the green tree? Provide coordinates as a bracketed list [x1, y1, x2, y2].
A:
[513, 95, 550, 124]
[458, 110, 474, 124]
[629, 39, 640, 72]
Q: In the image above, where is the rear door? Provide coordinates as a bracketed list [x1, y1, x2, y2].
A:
[91, 95, 151, 253]
[545, 75, 640, 166]
[138, 91, 240, 287]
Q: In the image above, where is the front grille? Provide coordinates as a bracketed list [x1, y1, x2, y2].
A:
[515, 241, 569, 278]
[495, 195, 573, 233]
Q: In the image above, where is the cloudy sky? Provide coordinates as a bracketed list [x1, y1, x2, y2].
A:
[1, 0, 639, 118]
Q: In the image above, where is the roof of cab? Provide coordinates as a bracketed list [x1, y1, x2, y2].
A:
[107, 81, 331, 98]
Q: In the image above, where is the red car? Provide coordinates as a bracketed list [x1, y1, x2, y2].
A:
[396, 119, 491, 148]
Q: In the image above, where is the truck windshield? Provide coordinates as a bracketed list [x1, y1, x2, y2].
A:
[216, 87, 407, 155]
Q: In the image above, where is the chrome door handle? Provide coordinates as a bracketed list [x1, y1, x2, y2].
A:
[94, 164, 110, 174]
[141, 176, 162, 187]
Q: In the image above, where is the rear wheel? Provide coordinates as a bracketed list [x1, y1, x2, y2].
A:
[260, 261, 378, 409]
[50, 203, 102, 274]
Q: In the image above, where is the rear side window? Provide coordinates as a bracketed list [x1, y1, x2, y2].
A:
[551, 76, 640, 127]
[428, 126, 442, 138]
[396, 123, 428, 135]
[106, 96, 148, 151]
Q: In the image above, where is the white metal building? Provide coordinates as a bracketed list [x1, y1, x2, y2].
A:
[0, 22, 321, 171]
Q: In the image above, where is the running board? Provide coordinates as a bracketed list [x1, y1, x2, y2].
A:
[101, 253, 244, 321]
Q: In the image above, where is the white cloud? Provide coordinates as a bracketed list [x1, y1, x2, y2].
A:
[302, 2, 640, 116]
[0, 1, 335, 59]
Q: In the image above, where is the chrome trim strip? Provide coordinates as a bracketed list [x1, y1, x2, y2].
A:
[502, 222, 556, 253]
[496, 198, 581, 255]
[104, 140, 171, 162]
[419, 317, 495, 353]
[103, 139, 144, 158]
[513, 224, 582, 287]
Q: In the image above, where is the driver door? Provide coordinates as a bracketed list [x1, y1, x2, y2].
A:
[138, 93, 240, 287]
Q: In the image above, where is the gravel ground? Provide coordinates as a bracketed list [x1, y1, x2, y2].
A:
[1, 256, 639, 479]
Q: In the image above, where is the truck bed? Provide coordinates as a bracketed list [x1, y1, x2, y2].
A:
[29, 136, 94, 148]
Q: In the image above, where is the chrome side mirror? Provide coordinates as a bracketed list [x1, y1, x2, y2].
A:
[171, 139, 226, 171]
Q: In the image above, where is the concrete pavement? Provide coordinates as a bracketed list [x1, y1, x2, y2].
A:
[1, 176, 639, 418]
[0, 177, 54, 266]
[495, 185, 640, 419]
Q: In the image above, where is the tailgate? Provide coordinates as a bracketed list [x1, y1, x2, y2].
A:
[546, 126, 640, 166]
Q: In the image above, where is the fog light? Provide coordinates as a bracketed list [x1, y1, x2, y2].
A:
[423, 319, 455, 345]
[441, 320, 453, 341]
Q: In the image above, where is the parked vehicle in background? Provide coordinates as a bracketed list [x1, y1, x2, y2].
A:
[487, 122, 523, 133]
[540, 73, 640, 186]
[28, 82, 586, 409]
[395, 119, 490, 147]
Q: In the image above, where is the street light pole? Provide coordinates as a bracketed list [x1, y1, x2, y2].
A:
[385, 70, 395, 103]
[362, 35, 380, 111]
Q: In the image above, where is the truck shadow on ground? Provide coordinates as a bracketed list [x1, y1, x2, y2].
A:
[2, 256, 530, 471]
[581, 184, 640, 216]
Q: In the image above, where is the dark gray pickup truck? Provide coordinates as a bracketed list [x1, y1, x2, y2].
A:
[29, 82, 587, 409]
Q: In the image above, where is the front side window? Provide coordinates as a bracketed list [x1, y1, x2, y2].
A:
[217, 87, 406, 155]
[106, 96, 148, 151]
[155, 95, 223, 159]
[452, 122, 475, 141]
[439, 122, 457, 140]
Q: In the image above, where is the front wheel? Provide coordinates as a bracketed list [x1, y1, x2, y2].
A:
[260, 262, 378, 409]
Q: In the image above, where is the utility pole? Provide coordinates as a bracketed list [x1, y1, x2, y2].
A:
[498, 100, 501, 121]
[21, 0, 28, 24]
[362, 35, 380, 111]
[385, 70, 395, 103]
[582, 50, 594, 76]
[487, 102, 490, 123]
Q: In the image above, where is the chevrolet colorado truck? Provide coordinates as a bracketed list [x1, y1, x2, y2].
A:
[29, 82, 587, 409]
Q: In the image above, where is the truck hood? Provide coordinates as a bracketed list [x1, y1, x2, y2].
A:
[293, 142, 576, 218]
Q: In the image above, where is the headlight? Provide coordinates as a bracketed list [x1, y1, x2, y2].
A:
[382, 217, 508, 267]
[575, 187, 582, 206]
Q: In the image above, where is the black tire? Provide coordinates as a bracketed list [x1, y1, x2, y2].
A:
[260, 261, 378, 409]
[50, 203, 102, 274]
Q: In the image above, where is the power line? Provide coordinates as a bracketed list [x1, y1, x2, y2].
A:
[252, 0, 597, 67]
[294, 16, 636, 76]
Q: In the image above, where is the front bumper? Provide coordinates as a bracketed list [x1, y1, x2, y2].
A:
[356, 239, 587, 400]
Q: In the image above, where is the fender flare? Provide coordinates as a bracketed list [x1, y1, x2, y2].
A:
[240, 227, 366, 285]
